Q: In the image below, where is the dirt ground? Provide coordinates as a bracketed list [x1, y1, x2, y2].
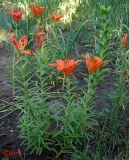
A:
[0, 48, 12, 97]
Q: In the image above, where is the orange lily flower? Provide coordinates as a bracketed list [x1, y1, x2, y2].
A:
[85, 53, 108, 73]
[121, 33, 128, 48]
[8, 9, 25, 22]
[30, 3, 46, 18]
[49, 56, 81, 76]
[9, 35, 32, 55]
[49, 13, 62, 23]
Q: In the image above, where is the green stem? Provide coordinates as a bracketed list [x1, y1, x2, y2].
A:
[66, 77, 71, 102]
[20, 59, 39, 122]
[83, 71, 99, 108]
[15, 22, 18, 38]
